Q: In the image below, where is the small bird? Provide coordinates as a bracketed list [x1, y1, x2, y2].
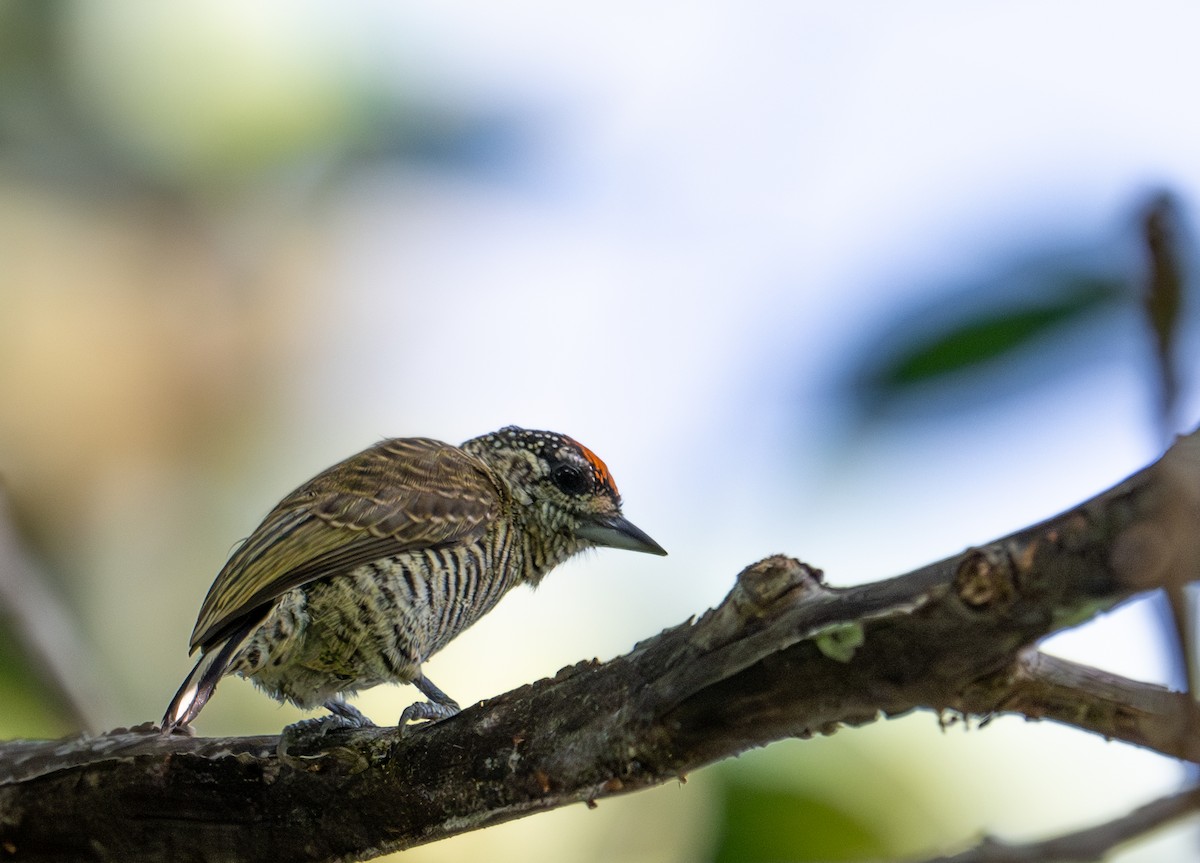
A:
[161, 426, 666, 734]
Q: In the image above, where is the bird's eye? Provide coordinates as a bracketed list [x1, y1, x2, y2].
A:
[551, 463, 590, 495]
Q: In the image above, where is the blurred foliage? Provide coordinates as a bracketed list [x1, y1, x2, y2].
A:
[0, 0, 528, 196]
[699, 730, 950, 863]
[869, 278, 1124, 391]
[848, 263, 1131, 424]
[842, 197, 1197, 432]
[711, 778, 888, 863]
[0, 619, 73, 739]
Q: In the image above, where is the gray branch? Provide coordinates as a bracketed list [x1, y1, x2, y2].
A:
[916, 784, 1200, 863]
[3, 431, 1200, 862]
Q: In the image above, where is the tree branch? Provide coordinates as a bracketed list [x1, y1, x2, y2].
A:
[956, 649, 1200, 762]
[916, 784, 1200, 863]
[3, 430, 1200, 862]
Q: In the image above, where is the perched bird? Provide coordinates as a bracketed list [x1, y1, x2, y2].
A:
[161, 426, 666, 734]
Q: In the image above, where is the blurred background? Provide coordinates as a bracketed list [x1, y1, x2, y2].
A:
[2, 1, 1200, 860]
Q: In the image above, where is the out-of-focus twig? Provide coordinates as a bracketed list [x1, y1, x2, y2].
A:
[914, 784, 1200, 863]
[0, 482, 111, 730]
[1136, 194, 1197, 725]
[1141, 191, 1185, 448]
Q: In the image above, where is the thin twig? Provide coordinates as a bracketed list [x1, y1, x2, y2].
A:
[916, 785, 1200, 862]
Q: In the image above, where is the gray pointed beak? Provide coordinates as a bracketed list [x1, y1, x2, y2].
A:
[577, 514, 667, 556]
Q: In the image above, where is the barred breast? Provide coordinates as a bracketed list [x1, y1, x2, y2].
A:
[229, 520, 524, 709]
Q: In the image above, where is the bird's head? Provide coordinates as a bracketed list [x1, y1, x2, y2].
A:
[463, 426, 667, 567]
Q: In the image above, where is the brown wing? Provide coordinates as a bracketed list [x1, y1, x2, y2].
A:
[189, 437, 502, 652]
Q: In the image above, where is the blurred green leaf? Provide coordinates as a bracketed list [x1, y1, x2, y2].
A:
[874, 279, 1123, 391]
[0, 618, 73, 739]
[711, 778, 888, 863]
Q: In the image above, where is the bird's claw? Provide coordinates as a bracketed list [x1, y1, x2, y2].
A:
[277, 700, 375, 757]
[398, 699, 461, 735]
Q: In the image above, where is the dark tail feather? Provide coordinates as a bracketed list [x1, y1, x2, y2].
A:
[160, 629, 248, 734]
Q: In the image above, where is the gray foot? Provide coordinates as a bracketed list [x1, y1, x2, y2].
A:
[323, 699, 376, 728]
[277, 699, 375, 757]
[399, 674, 462, 733]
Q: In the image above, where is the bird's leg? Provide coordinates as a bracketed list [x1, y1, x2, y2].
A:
[277, 699, 376, 757]
[323, 699, 376, 727]
[399, 674, 461, 732]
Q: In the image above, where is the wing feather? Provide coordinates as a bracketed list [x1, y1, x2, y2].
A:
[189, 438, 502, 651]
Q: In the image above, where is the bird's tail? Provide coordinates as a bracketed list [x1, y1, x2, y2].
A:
[160, 629, 248, 734]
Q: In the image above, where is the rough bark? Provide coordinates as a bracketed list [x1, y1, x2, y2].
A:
[3, 431, 1200, 863]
